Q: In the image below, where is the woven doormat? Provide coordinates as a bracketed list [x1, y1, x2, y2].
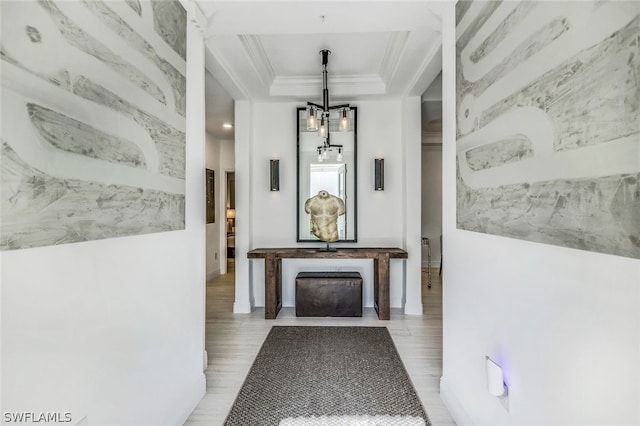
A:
[224, 326, 431, 426]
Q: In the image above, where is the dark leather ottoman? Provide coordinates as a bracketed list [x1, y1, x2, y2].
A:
[295, 272, 363, 317]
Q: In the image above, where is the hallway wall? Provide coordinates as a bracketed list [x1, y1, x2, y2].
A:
[233, 99, 424, 313]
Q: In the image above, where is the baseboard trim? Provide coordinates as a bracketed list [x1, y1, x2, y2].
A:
[233, 301, 252, 313]
[440, 376, 474, 426]
[168, 373, 206, 426]
[404, 302, 423, 316]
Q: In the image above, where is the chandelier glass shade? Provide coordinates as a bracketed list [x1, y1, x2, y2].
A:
[307, 106, 318, 131]
[339, 108, 350, 132]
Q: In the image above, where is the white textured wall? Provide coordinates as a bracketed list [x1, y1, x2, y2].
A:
[0, 13, 206, 426]
[440, 3, 640, 426]
[235, 100, 422, 310]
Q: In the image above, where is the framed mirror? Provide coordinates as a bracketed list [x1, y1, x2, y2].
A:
[297, 107, 357, 242]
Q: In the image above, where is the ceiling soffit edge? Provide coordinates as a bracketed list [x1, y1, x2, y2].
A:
[204, 42, 251, 100]
[402, 35, 443, 98]
[378, 31, 410, 86]
[238, 34, 275, 91]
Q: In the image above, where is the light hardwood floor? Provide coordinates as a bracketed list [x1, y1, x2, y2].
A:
[184, 267, 456, 426]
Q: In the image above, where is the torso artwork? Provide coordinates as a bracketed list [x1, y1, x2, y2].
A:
[304, 190, 345, 242]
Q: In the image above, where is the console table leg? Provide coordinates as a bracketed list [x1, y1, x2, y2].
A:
[264, 254, 281, 319]
[374, 253, 391, 320]
[373, 258, 379, 315]
[275, 257, 282, 316]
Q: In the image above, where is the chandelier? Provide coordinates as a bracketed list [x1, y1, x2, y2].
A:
[306, 50, 351, 162]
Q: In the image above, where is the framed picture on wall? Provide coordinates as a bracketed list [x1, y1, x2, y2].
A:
[206, 169, 215, 223]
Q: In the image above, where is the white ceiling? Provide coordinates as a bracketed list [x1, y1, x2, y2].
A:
[197, 1, 444, 137]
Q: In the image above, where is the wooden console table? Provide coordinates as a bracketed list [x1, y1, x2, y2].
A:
[247, 247, 408, 320]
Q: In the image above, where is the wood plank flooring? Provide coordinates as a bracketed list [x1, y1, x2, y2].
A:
[184, 267, 456, 426]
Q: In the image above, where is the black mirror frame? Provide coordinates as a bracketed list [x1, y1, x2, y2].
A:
[296, 106, 357, 243]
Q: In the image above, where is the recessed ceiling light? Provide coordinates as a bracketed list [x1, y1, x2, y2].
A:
[223, 123, 233, 129]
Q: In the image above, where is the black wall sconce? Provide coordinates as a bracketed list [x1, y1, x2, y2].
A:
[270, 159, 280, 191]
[374, 158, 384, 191]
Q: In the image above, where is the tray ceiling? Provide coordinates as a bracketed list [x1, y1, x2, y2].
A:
[197, 1, 444, 103]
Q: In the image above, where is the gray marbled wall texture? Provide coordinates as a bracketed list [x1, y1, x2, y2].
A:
[0, 0, 187, 250]
[456, 1, 640, 259]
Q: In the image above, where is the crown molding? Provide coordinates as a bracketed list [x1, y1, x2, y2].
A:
[238, 34, 275, 92]
[269, 75, 386, 99]
[378, 31, 410, 86]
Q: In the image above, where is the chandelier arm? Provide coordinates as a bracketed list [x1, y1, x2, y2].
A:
[315, 143, 343, 150]
[307, 102, 350, 111]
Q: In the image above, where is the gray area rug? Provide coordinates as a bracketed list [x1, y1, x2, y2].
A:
[224, 326, 431, 426]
